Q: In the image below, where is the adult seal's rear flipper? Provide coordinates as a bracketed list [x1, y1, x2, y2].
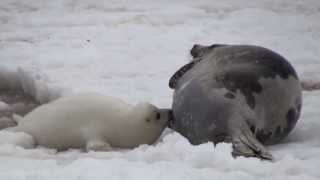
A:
[231, 127, 273, 161]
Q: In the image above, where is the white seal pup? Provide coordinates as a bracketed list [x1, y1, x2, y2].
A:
[12, 93, 171, 151]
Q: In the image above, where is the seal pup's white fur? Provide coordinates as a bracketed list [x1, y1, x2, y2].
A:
[13, 93, 170, 151]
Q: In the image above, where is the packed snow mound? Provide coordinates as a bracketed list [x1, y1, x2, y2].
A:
[0, 67, 64, 129]
[0, 66, 58, 104]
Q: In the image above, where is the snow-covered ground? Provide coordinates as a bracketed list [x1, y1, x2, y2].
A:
[0, 0, 320, 179]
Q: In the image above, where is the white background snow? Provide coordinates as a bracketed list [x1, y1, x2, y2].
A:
[0, 0, 320, 179]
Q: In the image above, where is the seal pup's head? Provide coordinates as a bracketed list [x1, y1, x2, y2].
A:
[130, 102, 172, 144]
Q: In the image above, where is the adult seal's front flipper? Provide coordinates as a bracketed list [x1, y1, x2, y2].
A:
[231, 126, 273, 161]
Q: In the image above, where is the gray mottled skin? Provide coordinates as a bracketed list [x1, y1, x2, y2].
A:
[169, 44, 302, 160]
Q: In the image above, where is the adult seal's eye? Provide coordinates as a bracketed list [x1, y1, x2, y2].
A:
[156, 112, 161, 120]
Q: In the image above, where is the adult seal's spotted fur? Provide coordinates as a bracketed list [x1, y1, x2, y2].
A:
[169, 44, 302, 160]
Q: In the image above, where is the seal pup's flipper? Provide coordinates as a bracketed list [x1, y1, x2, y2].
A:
[231, 128, 273, 161]
[86, 138, 112, 152]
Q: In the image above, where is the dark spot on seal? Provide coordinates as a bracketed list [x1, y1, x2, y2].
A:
[297, 103, 302, 112]
[256, 130, 272, 143]
[217, 72, 263, 109]
[224, 92, 235, 99]
[275, 126, 282, 136]
[168, 110, 174, 128]
[156, 112, 161, 120]
[146, 118, 151, 122]
[286, 108, 297, 130]
[250, 125, 256, 134]
[209, 44, 226, 49]
[259, 52, 298, 79]
[213, 133, 228, 145]
[295, 97, 302, 119]
[244, 90, 256, 109]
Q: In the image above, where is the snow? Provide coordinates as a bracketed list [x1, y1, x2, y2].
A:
[0, 0, 320, 179]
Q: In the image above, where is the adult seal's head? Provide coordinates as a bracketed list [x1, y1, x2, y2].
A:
[169, 43, 302, 160]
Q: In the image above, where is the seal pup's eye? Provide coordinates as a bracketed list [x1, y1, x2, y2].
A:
[156, 112, 161, 120]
